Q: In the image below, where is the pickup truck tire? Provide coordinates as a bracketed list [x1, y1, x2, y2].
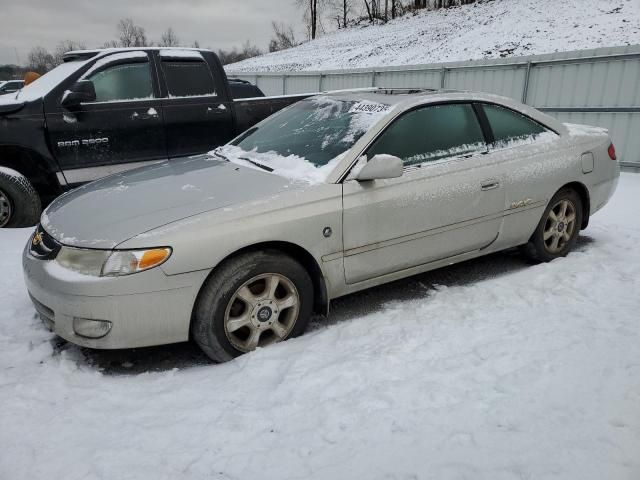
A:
[192, 250, 314, 363]
[0, 167, 41, 228]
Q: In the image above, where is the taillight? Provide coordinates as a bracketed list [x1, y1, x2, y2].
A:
[608, 143, 617, 161]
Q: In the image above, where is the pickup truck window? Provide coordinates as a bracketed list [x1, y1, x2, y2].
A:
[162, 60, 217, 98]
[87, 62, 154, 103]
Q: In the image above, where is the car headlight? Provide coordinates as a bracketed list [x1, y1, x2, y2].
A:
[56, 247, 172, 277]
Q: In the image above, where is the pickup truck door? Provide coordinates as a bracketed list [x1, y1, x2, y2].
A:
[342, 103, 505, 284]
[158, 52, 235, 158]
[46, 52, 166, 185]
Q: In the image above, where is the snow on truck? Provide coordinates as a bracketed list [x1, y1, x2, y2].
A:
[0, 48, 310, 228]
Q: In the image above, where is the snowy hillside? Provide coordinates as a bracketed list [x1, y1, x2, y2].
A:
[226, 0, 640, 73]
[1, 173, 640, 479]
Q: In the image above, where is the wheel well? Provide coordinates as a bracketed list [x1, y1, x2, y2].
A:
[199, 241, 329, 317]
[561, 181, 590, 229]
[0, 146, 62, 204]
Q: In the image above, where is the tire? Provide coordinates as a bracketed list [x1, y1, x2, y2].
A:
[192, 250, 314, 363]
[0, 167, 41, 228]
[521, 188, 583, 263]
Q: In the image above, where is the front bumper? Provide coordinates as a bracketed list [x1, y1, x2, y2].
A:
[22, 244, 210, 349]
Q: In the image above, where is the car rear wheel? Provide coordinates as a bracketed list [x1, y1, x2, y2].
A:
[521, 188, 583, 263]
[192, 250, 314, 362]
[0, 168, 41, 228]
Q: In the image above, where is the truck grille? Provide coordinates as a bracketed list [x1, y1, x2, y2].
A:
[29, 224, 61, 260]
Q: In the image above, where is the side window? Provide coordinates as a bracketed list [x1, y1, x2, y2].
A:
[162, 60, 217, 97]
[481, 103, 548, 147]
[366, 103, 486, 167]
[87, 62, 154, 102]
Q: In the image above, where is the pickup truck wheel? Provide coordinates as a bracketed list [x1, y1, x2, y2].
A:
[192, 251, 314, 363]
[521, 188, 583, 263]
[0, 168, 41, 228]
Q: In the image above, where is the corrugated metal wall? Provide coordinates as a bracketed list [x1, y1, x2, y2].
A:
[228, 45, 640, 167]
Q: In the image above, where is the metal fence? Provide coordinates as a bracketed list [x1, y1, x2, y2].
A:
[228, 45, 640, 168]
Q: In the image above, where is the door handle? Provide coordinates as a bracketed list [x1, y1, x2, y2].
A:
[131, 108, 159, 121]
[481, 180, 500, 191]
[207, 104, 227, 114]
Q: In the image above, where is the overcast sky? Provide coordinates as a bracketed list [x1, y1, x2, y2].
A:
[0, 0, 303, 65]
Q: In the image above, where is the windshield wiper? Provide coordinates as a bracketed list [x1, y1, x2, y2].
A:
[213, 151, 229, 161]
[239, 157, 274, 172]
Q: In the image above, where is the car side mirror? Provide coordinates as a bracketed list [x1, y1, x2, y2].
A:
[355, 154, 403, 181]
[61, 80, 96, 109]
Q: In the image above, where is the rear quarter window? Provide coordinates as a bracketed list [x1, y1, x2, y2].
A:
[482, 103, 552, 147]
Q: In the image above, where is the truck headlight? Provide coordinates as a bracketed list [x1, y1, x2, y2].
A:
[56, 247, 171, 277]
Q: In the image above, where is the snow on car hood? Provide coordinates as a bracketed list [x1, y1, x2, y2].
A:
[216, 144, 346, 185]
[41, 155, 303, 249]
[0, 96, 25, 115]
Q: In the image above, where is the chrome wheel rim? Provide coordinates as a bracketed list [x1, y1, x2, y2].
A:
[224, 273, 300, 353]
[0, 188, 12, 227]
[543, 199, 576, 254]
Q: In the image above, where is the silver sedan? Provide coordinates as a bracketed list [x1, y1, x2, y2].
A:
[23, 89, 620, 362]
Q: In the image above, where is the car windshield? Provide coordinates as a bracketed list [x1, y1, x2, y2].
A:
[216, 95, 391, 184]
[16, 59, 88, 101]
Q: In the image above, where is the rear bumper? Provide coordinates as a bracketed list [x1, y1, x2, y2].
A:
[22, 244, 210, 349]
[591, 168, 620, 215]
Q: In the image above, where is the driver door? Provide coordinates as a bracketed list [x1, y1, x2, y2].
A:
[342, 103, 505, 284]
[47, 52, 166, 185]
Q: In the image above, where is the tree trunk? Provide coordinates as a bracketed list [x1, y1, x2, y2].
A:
[344, 0, 347, 27]
[311, 0, 317, 39]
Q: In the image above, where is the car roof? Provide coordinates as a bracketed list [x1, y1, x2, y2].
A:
[321, 87, 565, 133]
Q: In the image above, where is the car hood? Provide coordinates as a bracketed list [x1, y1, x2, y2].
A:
[0, 95, 25, 114]
[42, 155, 305, 249]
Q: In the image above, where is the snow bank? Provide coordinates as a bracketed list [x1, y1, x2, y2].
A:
[226, 0, 640, 73]
[1, 175, 640, 479]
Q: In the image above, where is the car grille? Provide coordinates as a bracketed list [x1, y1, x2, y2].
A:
[29, 224, 61, 260]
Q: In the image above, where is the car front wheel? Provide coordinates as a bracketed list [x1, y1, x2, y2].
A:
[192, 250, 314, 362]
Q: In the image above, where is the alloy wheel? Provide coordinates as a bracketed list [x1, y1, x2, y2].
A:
[224, 273, 300, 352]
[543, 199, 577, 254]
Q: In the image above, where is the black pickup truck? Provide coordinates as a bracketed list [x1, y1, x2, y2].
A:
[0, 48, 309, 227]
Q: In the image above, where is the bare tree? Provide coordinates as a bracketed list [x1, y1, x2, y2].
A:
[217, 41, 263, 65]
[159, 28, 180, 47]
[269, 22, 298, 52]
[53, 40, 86, 66]
[117, 18, 149, 47]
[332, 0, 355, 28]
[27, 47, 55, 74]
[297, 0, 323, 40]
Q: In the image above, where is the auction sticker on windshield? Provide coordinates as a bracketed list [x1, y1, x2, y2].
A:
[348, 101, 391, 114]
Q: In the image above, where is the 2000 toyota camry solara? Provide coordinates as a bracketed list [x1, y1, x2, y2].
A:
[23, 89, 619, 362]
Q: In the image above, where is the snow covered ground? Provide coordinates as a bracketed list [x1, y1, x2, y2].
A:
[1, 173, 640, 479]
[226, 0, 640, 73]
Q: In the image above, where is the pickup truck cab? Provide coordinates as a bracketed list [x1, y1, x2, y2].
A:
[0, 48, 308, 227]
